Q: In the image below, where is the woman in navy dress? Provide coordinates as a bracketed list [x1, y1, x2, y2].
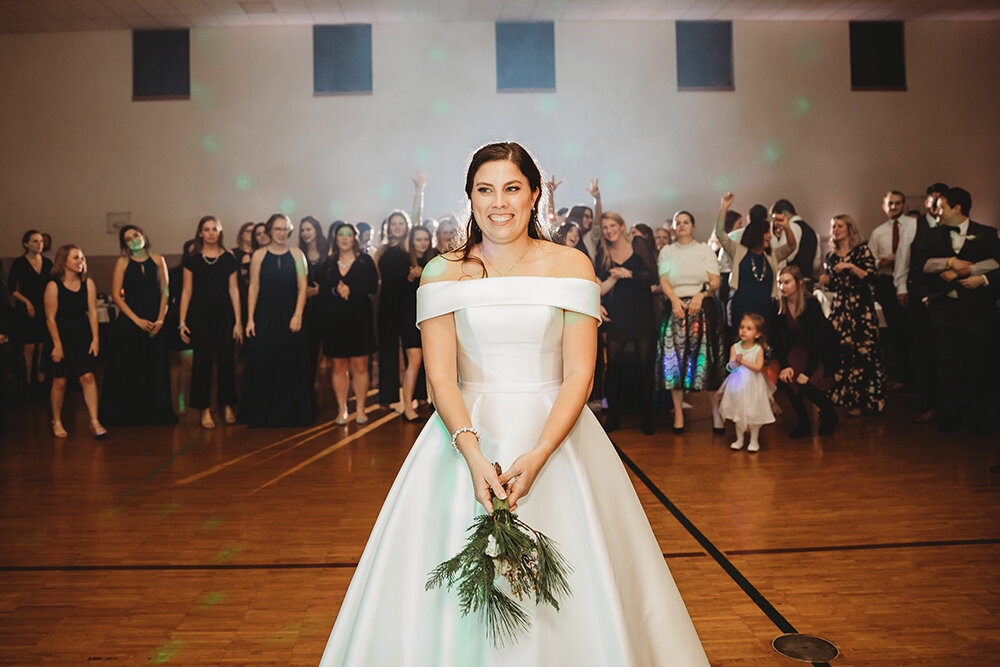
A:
[43, 245, 106, 438]
[99, 225, 176, 426]
[9, 229, 53, 393]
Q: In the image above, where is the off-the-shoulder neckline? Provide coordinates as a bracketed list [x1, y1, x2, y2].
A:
[418, 276, 598, 288]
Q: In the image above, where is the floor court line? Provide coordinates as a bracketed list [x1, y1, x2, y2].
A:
[123, 431, 205, 497]
[254, 404, 382, 467]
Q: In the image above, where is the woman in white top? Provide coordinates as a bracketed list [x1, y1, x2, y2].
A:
[656, 210, 727, 433]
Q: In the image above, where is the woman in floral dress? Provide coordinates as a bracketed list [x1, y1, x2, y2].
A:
[819, 214, 886, 415]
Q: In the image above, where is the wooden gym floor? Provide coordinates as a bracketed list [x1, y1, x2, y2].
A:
[0, 375, 998, 665]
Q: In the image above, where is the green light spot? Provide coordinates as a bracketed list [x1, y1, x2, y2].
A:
[160, 503, 181, 516]
[328, 201, 346, 219]
[280, 198, 296, 216]
[762, 142, 782, 163]
[604, 171, 626, 191]
[433, 99, 451, 117]
[202, 515, 224, 530]
[378, 182, 395, 201]
[714, 175, 732, 192]
[150, 639, 184, 664]
[429, 46, 447, 63]
[101, 506, 121, 520]
[23, 529, 43, 545]
[213, 544, 242, 562]
[422, 256, 447, 279]
[660, 185, 680, 202]
[792, 37, 822, 67]
[562, 141, 583, 159]
[201, 134, 224, 155]
[265, 622, 302, 645]
[235, 174, 252, 191]
[198, 591, 226, 608]
[177, 391, 186, 412]
[413, 145, 431, 164]
[190, 82, 214, 108]
[789, 95, 812, 117]
[537, 95, 557, 113]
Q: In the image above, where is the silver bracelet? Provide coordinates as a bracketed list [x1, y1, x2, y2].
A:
[450, 426, 479, 454]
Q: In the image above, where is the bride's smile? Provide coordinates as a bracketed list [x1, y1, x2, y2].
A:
[470, 159, 539, 243]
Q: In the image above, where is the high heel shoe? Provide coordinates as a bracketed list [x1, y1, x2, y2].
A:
[335, 408, 349, 425]
[51, 420, 67, 438]
[89, 420, 108, 439]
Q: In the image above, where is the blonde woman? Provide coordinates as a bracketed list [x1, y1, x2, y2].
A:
[818, 214, 886, 415]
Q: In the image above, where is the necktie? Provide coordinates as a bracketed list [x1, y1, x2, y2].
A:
[891, 218, 899, 253]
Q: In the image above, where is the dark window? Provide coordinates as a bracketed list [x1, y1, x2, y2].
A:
[676, 21, 733, 91]
[849, 21, 906, 91]
[133, 30, 189, 101]
[313, 24, 373, 95]
[495, 22, 556, 92]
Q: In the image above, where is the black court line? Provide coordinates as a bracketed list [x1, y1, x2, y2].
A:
[613, 441, 832, 667]
[727, 537, 1000, 556]
[0, 562, 359, 572]
[123, 431, 205, 497]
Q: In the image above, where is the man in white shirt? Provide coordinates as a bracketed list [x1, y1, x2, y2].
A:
[869, 190, 916, 388]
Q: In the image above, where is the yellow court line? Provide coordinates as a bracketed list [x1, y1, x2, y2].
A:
[174, 419, 337, 486]
[249, 412, 400, 495]
[255, 404, 382, 465]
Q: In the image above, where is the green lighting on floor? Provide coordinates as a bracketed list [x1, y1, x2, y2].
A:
[160, 503, 181, 516]
[150, 639, 184, 664]
[202, 515, 224, 530]
[213, 544, 242, 562]
[100, 506, 121, 520]
[265, 622, 302, 645]
[198, 591, 227, 608]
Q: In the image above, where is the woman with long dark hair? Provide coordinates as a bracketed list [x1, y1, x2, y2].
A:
[9, 230, 52, 394]
[98, 225, 176, 426]
[656, 210, 727, 433]
[394, 225, 438, 421]
[239, 214, 316, 427]
[298, 215, 328, 385]
[178, 216, 242, 429]
[375, 209, 413, 408]
[44, 245, 105, 438]
[321, 223, 378, 424]
[818, 214, 886, 415]
[773, 265, 840, 437]
[596, 212, 658, 434]
[164, 239, 196, 414]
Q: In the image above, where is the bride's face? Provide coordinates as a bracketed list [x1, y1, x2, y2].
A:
[470, 160, 539, 245]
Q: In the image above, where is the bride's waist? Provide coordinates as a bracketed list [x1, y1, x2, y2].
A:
[459, 378, 562, 394]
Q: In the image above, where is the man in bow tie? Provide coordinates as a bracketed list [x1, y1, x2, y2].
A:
[915, 187, 999, 435]
[869, 190, 917, 389]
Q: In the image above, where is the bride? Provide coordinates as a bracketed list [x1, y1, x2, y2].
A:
[319, 142, 708, 666]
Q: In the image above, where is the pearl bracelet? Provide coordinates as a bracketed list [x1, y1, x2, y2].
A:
[450, 426, 479, 454]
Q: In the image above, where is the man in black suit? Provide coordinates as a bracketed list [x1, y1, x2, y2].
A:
[770, 199, 819, 281]
[915, 187, 999, 435]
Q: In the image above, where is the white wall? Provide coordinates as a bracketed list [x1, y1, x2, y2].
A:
[2, 19, 999, 262]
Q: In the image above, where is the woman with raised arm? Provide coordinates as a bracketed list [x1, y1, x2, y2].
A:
[178, 216, 242, 429]
[818, 214, 886, 415]
[656, 210, 727, 433]
[319, 142, 708, 666]
[321, 223, 378, 424]
[715, 192, 796, 340]
[595, 212, 659, 434]
[9, 230, 52, 396]
[44, 245, 106, 438]
[238, 214, 316, 427]
[98, 225, 176, 426]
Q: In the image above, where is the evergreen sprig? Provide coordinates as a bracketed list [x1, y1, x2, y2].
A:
[425, 462, 573, 646]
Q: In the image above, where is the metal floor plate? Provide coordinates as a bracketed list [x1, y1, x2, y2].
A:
[772, 633, 839, 662]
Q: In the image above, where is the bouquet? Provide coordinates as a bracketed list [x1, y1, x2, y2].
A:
[426, 463, 572, 646]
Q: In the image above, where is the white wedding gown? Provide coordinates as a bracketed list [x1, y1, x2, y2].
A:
[320, 276, 709, 666]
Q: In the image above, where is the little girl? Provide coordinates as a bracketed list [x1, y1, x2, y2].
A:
[717, 313, 775, 452]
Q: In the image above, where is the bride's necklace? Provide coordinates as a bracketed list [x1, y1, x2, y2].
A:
[749, 252, 766, 282]
[481, 243, 532, 277]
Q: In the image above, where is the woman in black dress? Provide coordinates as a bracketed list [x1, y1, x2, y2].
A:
[396, 226, 438, 421]
[773, 266, 840, 437]
[179, 216, 243, 429]
[322, 223, 378, 424]
[818, 214, 886, 416]
[596, 211, 658, 434]
[298, 216, 329, 385]
[239, 214, 316, 427]
[9, 230, 53, 393]
[98, 225, 176, 426]
[164, 239, 196, 414]
[375, 209, 412, 408]
[43, 245, 106, 438]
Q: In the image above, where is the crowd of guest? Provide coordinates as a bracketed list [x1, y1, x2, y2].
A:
[0, 176, 996, 446]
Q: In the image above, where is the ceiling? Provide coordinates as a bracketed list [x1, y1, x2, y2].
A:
[1, 0, 998, 34]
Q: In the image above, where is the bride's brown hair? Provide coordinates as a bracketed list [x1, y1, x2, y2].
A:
[450, 142, 546, 277]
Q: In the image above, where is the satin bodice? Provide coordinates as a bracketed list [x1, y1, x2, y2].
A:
[416, 277, 601, 392]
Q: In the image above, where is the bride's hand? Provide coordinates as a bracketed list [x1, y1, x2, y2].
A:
[466, 453, 508, 512]
[498, 448, 547, 511]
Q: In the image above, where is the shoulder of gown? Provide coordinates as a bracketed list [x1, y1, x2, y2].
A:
[416, 276, 601, 328]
